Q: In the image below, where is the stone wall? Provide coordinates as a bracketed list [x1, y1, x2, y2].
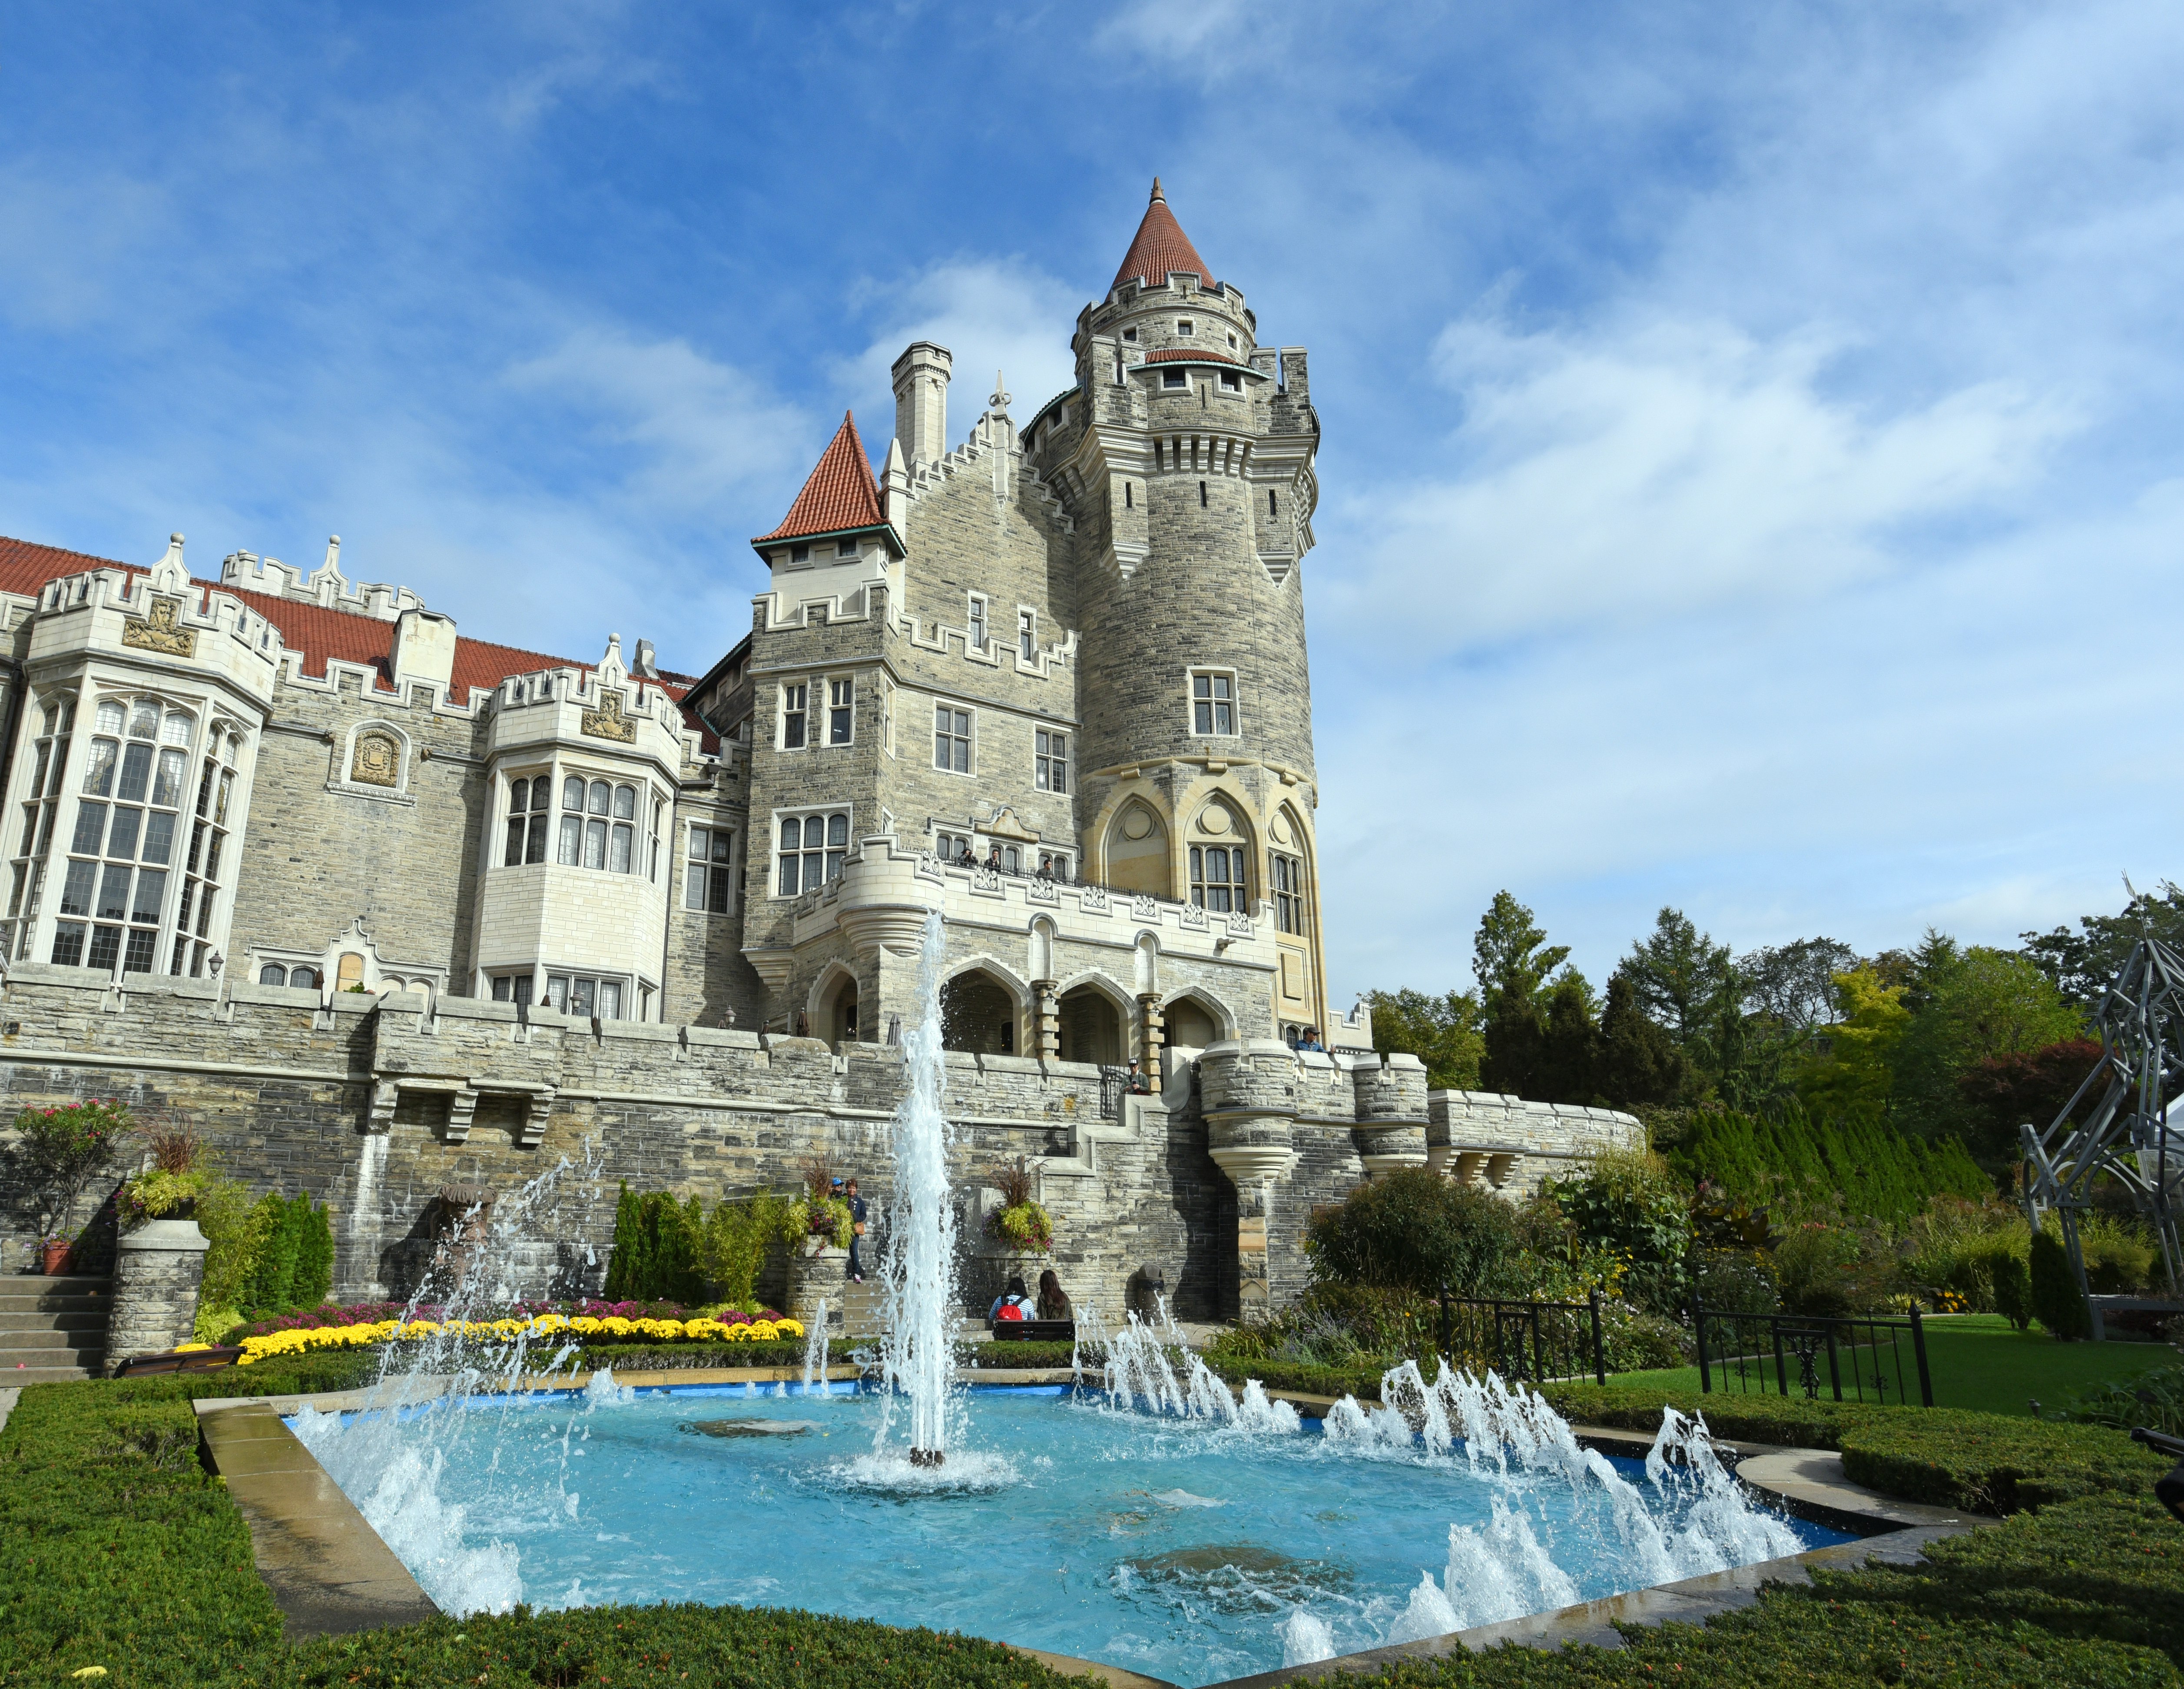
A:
[0, 965, 1625, 1326]
[1428, 1090, 1645, 1198]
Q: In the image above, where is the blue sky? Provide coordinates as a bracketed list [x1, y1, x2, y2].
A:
[3, 3, 2178, 1009]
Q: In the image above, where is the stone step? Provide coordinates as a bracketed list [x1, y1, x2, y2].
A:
[0, 1310, 109, 1335]
[0, 1325, 108, 1352]
[0, 1295, 111, 1317]
[2, 1364, 96, 1384]
[1, 1275, 110, 1290]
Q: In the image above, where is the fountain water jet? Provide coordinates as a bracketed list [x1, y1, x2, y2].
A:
[876, 911, 957, 1467]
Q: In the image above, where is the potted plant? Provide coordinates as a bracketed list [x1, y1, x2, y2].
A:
[13, 1096, 128, 1250]
[984, 1156, 1054, 1256]
[119, 1130, 210, 1228]
[788, 1154, 853, 1253]
[38, 1232, 75, 1275]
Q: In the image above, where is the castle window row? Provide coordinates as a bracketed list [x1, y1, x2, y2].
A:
[501, 775, 659, 878]
[926, 705, 1071, 792]
[488, 968, 629, 1019]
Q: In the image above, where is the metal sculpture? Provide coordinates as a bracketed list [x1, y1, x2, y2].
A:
[2021, 937, 2184, 1338]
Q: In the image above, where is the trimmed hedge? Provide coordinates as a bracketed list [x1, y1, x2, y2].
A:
[1539, 1383, 2167, 1513]
[0, 1372, 1084, 1687]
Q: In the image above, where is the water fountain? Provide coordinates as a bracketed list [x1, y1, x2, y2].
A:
[875, 911, 956, 1469]
[280, 911, 1842, 1684]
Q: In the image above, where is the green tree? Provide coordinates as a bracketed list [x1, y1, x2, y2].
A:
[1471, 891, 1569, 1017]
[1594, 971, 1695, 1108]
[1794, 966, 1910, 1123]
[1621, 908, 1736, 1049]
[1890, 935, 2085, 1139]
[1481, 965, 1598, 1102]
[1364, 987, 1484, 1090]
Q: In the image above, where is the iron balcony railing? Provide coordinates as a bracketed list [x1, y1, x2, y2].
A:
[1690, 1295, 1934, 1408]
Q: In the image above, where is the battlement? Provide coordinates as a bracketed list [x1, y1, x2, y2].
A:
[220, 537, 426, 622]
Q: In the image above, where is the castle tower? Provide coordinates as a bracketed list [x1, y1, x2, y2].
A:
[1029, 179, 1328, 1044]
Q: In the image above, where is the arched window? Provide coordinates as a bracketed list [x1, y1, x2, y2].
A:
[290, 966, 318, 990]
[503, 775, 551, 865]
[259, 964, 287, 987]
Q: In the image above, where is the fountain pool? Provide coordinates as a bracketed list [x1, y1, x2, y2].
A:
[291, 1377, 1847, 1687]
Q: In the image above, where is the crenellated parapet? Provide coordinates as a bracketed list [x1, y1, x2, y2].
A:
[1427, 1090, 1645, 1197]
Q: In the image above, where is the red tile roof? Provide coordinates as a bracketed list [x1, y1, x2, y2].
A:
[0, 534, 717, 746]
[753, 412, 885, 546]
[1112, 178, 1216, 295]
[1143, 348, 1241, 365]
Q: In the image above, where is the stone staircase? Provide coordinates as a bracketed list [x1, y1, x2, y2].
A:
[0, 1275, 111, 1382]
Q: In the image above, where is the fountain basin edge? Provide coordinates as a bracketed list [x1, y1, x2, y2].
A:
[192, 1376, 1980, 1684]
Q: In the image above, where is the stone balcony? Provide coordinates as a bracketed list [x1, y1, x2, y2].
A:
[784, 835, 1276, 969]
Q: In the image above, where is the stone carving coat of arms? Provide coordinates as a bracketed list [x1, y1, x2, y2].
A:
[350, 732, 401, 788]
[121, 596, 197, 658]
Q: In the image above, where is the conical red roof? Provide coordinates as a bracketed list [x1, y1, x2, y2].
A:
[1111, 178, 1216, 294]
[754, 412, 885, 544]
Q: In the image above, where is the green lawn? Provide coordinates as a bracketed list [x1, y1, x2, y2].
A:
[1607, 1314, 2177, 1417]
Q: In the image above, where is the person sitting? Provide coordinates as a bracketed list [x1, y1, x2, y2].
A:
[988, 1275, 1033, 1324]
[1036, 1268, 1072, 1323]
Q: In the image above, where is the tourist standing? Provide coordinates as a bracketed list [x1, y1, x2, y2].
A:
[845, 1177, 867, 1282]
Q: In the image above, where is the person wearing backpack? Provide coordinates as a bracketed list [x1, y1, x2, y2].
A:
[988, 1275, 1032, 1325]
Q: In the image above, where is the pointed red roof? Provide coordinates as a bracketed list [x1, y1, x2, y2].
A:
[753, 412, 887, 546]
[1111, 178, 1216, 295]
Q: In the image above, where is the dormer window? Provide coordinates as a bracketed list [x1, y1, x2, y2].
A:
[1177, 320, 1194, 336]
[790, 543, 810, 564]
[836, 537, 858, 558]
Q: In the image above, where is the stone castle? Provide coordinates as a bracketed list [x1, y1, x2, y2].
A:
[0, 183, 1637, 1322]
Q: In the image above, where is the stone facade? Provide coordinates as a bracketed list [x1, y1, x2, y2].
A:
[0, 185, 1638, 1320]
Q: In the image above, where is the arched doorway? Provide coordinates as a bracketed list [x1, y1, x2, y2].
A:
[1163, 995, 1221, 1051]
[941, 968, 1019, 1055]
[813, 967, 859, 1050]
[1056, 984, 1124, 1065]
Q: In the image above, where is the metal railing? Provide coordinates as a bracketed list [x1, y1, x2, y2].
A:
[1691, 1295, 1933, 1408]
[1437, 1290, 1607, 1388]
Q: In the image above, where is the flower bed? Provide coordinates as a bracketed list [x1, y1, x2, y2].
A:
[230, 1309, 804, 1366]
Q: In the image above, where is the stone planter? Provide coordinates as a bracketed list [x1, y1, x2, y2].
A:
[107, 1215, 209, 1374]
[786, 1241, 850, 1330]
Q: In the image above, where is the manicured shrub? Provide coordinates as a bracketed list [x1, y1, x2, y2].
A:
[1771, 1220, 1892, 1316]
[235, 1191, 331, 1314]
[1539, 1384, 2167, 1513]
[2031, 1221, 2093, 1339]
[1669, 1103, 1988, 1225]
[1546, 1147, 1693, 1315]
[1991, 1245, 2034, 1330]
[603, 1184, 706, 1303]
[1306, 1165, 1516, 1295]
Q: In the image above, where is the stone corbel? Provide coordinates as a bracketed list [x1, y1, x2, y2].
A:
[366, 1080, 400, 1134]
[443, 1086, 480, 1145]
[1354, 1122, 1429, 1177]
[518, 1087, 557, 1149]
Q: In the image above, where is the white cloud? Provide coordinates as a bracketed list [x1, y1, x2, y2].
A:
[1318, 312, 2075, 659]
[842, 257, 1083, 447]
[504, 326, 812, 515]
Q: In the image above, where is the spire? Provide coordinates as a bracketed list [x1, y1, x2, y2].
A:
[753, 412, 888, 547]
[1111, 176, 1215, 294]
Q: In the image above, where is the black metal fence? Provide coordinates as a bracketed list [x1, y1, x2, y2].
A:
[1438, 1291, 1607, 1387]
[1691, 1295, 1933, 1408]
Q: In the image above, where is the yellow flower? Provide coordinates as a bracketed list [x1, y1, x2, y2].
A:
[721, 1324, 752, 1342]
[746, 1321, 778, 1341]
[173, 1342, 210, 1353]
[772, 1318, 804, 1339]
[570, 1316, 603, 1334]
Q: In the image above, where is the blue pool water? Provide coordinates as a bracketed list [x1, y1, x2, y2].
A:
[293, 1379, 1848, 1686]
